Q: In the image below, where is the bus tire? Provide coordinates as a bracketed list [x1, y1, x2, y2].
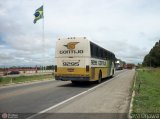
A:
[97, 71, 102, 84]
[71, 81, 79, 84]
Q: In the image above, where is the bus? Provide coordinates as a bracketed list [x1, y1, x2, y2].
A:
[55, 37, 116, 83]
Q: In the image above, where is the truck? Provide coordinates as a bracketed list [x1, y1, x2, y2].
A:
[115, 59, 125, 70]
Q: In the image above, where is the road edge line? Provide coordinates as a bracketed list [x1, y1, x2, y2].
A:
[128, 70, 137, 119]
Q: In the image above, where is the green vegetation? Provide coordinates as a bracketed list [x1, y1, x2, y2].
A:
[132, 68, 160, 113]
[0, 74, 54, 86]
[143, 40, 160, 67]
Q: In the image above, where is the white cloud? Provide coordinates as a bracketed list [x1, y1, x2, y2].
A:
[0, 0, 160, 67]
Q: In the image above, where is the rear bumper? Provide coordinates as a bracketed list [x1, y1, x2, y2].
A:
[55, 76, 90, 81]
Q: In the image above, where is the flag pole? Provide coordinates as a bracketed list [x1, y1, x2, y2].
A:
[42, 1, 45, 72]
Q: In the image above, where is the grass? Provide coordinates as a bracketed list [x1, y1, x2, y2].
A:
[132, 68, 160, 114]
[0, 74, 54, 86]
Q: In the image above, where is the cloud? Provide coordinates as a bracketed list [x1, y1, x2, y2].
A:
[0, 0, 160, 67]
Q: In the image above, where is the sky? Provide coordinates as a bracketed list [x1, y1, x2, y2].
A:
[0, 0, 160, 67]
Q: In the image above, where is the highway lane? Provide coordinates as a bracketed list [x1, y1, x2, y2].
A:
[33, 69, 135, 119]
[0, 69, 128, 118]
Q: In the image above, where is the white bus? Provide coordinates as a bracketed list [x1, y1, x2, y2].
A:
[55, 37, 115, 83]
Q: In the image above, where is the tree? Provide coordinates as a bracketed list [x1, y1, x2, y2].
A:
[142, 40, 160, 67]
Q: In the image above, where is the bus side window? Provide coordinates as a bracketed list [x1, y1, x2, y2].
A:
[94, 45, 98, 58]
[90, 42, 97, 58]
[106, 52, 109, 60]
[99, 48, 102, 58]
[90, 43, 94, 57]
[104, 51, 107, 60]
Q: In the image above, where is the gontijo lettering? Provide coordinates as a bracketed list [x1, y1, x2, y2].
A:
[60, 50, 83, 54]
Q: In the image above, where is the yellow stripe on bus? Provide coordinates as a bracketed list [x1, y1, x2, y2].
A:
[55, 67, 113, 81]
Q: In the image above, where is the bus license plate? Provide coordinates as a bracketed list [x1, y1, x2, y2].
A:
[67, 68, 74, 72]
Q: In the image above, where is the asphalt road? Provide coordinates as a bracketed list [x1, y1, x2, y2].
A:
[0, 69, 135, 119]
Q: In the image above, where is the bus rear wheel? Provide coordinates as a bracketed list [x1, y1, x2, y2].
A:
[97, 71, 102, 84]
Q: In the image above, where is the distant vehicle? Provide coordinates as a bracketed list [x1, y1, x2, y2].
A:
[124, 64, 134, 69]
[3, 72, 8, 76]
[8, 71, 20, 75]
[55, 37, 116, 83]
[115, 63, 123, 70]
[115, 59, 124, 70]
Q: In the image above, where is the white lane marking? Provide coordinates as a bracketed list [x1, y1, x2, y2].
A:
[26, 70, 127, 119]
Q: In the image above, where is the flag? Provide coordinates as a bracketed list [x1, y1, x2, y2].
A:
[34, 5, 43, 24]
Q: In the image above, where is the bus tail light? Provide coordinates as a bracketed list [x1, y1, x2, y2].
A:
[86, 65, 89, 72]
[55, 65, 57, 72]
